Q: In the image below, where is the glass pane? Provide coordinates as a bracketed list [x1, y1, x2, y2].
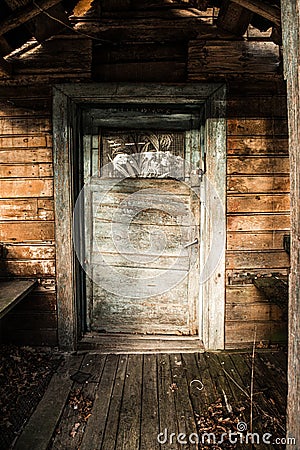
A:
[100, 130, 185, 179]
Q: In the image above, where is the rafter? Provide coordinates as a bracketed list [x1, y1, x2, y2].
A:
[230, 0, 281, 27]
[0, 0, 63, 37]
[217, 0, 253, 36]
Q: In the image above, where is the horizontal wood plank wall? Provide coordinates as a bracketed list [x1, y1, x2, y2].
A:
[225, 82, 289, 349]
[0, 9, 290, 348]
[0, 86, 57, 346]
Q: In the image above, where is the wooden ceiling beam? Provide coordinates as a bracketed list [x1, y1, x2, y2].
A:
[0, 0, 63, 36]
[230, 0, 281, 27]
[217, 0, 253, 36]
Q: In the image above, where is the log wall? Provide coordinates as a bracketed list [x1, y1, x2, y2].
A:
[0, 7, 290, 348]
[0, 86, 57, 345]
[225, 81, 289, 348]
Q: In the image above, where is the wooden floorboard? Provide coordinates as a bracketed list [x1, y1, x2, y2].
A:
[101, 355, 128, 450]
[80, 354, 118, 450]
[13, 350, 287, 450]
[157, 353, 180, 450]
[169, 353, 198, 449]
[140, 354, 160, 450]
[13, 354, 84, 450]
[116, 354, 143, 450]
[50, 353, 106, 450]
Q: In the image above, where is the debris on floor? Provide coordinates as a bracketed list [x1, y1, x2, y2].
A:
[0, 345, 62, 449]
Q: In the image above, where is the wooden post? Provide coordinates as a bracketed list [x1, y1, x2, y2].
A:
[281, 0, 300, 447]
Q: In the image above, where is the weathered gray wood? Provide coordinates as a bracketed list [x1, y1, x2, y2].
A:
[169, 353, 198, 448]
[201, 84, 226, 350]
[140, 354, 160, 450]
[116, 354, 143, 449]
[281, 1, 300, 446]
[90, 108, 200, 130]
[13, 351, 287, 448]
[80, 354, 118, 450]
[100, 355, 129, 450]
[50, 353, 106, 450]
[52, 87, 77, 351]
[14, 354, 84, 450]
[181, 353, 207, 416]
[54, 83, 223, 104]
[157, 354, 180, 450]
[53, 83, 226, 350]
[26, 4, 70, 43]
[79, 333, 204, 353]
[195, 352, 218, 404]
[90, 278, 190, 335]
[85, 114, 199, 336]
[0, 279, 37, 319]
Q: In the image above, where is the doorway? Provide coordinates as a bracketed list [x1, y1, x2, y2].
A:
[79, 108, 203, 335]
[53, 83, 226, 350]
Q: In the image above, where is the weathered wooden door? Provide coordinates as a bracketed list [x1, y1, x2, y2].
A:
[81, 111, 202, 335]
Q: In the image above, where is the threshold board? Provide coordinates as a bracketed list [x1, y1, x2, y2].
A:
[78, 333, 204, 354]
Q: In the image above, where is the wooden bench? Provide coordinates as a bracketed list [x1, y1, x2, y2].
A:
[253, 235, 290, 319]
[0, 279, 37, 319]
[253, 275, 288, 319]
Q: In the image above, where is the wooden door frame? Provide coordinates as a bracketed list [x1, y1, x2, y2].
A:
[53, 83, 226, 351]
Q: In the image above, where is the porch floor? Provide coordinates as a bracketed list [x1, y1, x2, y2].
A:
[13, 350, 287, 450]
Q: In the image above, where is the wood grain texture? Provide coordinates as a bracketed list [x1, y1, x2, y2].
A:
[8, 37, 92, 76]
[0, 0, 63, 37]
[227, 231, 289, 250]
[226, 250, 289, 270]
[225, 321, 287, 347]
[76, 18, 234, 43]
[0, 279, 37, 318]
[188, 40, 280, 78]
[227, 137, 288, 155]
[53, 87, 77, 351]
[226, 284, 267, 304]
[281, 0, 300, 446]
[202, 84, 226, 350]
[227, 194, 290, 213]
[227, 118, 288, 136]
[115, 354, 143, 450]
[227, 214, 290, 231]
[12, 351, 287, 447]
[227, 175, 289, 193]
[0, 178, 53, 198]
[227, 156, 289, 175]
[0, 163, 53, 178]
[0, 56, 12, 78]
[13, 354, 84, 450]
[0, 148, 52, 163]
[0, 221, 54, 242]
[0, 199, 54, 220]
[225, 88, 289, 349]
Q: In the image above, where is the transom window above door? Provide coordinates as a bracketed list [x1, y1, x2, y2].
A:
[100, 130, 185, 179]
